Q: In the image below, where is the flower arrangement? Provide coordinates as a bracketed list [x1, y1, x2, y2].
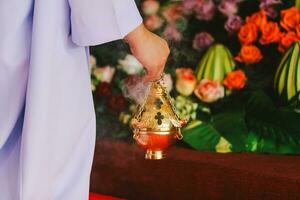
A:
[90, 0, 300, 154]
[236, 6, 300, 65]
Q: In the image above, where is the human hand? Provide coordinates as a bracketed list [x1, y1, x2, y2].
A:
[125, 24, 170, 81]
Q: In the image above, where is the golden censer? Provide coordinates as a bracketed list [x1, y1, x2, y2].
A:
[131, 78, 186, 160]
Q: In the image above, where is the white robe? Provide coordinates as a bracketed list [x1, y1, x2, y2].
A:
[0, 0, 142, 199]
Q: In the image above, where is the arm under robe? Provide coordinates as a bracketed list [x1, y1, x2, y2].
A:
[69, 0, 143, 46]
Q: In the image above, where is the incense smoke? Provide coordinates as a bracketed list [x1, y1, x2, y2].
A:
[120, 75, 151, 105]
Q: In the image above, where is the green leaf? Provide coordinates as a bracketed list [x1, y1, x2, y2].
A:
[286, 91, 300, 111]
[246, 131, 300, 154]
[183, 121, 221, 151]
[245, 131, 259, 152]
[296, 0, 300, 10]
[211, 111, 248, 151]
[175, 18, 188, 32]
[246, 90, 300, 153]
[182, 107, 248, 152]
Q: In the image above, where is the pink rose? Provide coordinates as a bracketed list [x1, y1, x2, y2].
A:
[182, 0, 197, 14]
[161, 74, 173, 92]
[218, 0, 238, 17]
[176, 68, 197, 96]
[194, 79, 224, 103]
[142, 0, 160, 15]
[144, 14, 164, 31]
[93, 65, 115, 83]
[195, 0, 216, 21]
[192, 32, 214, 51]
[163, 25, 182, 42]
[224, 15, 243, 34]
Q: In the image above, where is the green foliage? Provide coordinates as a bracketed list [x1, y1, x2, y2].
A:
[274, 42, 300, 103]
[245, 91, 300, 153]
[183, 121, 221, 151]
[296, 0, 300, 9]
[183, 108, 248, 152]
[183, 90, 300, 154]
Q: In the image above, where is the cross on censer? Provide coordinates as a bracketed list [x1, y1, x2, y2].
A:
[155, 112, 164, 125]
[154, 98, 163, 109]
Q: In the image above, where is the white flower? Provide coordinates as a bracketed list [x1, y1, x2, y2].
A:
[93, 65, 115, 83]
[142, 0, 160, 15]
[118, 54, 144, 75]
[89, 55, 97, 67]
[161, 74, 173, 92]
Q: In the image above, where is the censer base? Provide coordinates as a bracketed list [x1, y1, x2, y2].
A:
[145, 150, 165, 160]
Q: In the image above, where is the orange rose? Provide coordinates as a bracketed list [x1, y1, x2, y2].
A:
[235, 45, 263, 64]
[238, 23, 258, 45]
[162, 4, 183, 24]
[278, 31, 299, 52]
[223, 70, 247, 90]
[280, 7, 300, 31]
[259, 22, 282, 45]
[295, 24, 300, 38]
[176, 68, 197, 96]
[246, 11, 268, 29]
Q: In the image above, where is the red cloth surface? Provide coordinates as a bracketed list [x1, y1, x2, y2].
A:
[90, 138, 300, 200]
[89, 192, 123, 200]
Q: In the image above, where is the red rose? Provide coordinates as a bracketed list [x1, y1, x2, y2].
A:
[259, 22, 282, 45]
[238, 23, 258, 45]
[107, 94, 127, 113]
[223, 70, 247, 90]
[246, 11, 268, 29]
[280, 7, 300, 31]
[278, 31, 299, 52]
[235, 45, 263, 64]
[95, 82, 112, 99]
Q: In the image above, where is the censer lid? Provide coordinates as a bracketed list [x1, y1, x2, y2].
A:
[132, 80, 182, 132]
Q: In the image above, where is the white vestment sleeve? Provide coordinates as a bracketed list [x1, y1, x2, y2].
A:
[69, 0, 143, 46]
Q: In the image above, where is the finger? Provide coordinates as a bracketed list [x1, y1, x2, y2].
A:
[142, 73, 158, 82]
[143, 67, 164, 82]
